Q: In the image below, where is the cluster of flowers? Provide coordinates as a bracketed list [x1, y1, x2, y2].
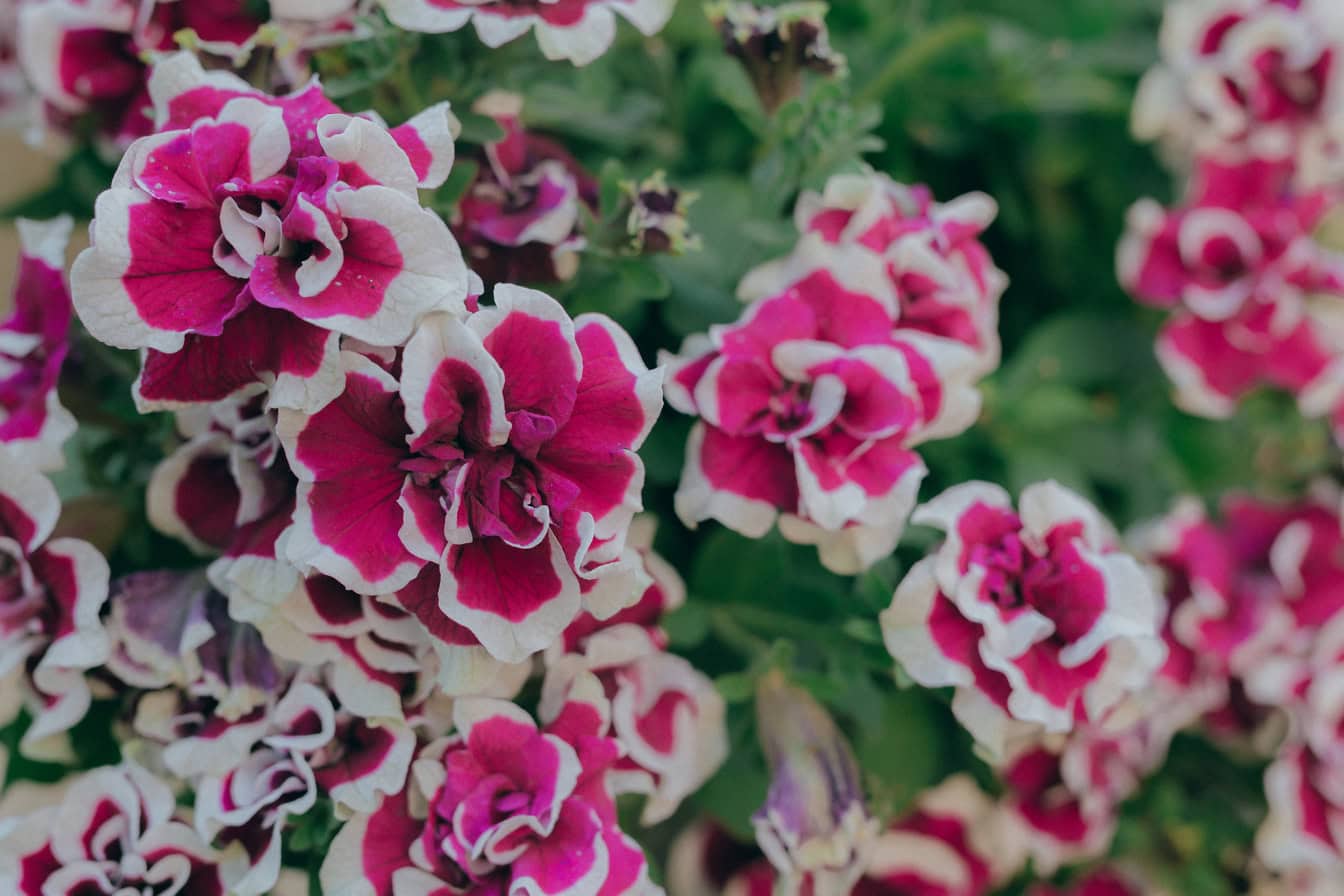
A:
[661, 673, 1156, 896]
[1136, 486, 1344, 893]
[2, 0, 676, 157]
[1120, 0, 1344, 437]
[6, 0, 372, 153]
[698, 474, 1344, 895]
[876, 480, 1174, 887]
[664, 171, 1005, 574]
[0, 37, 733, 894]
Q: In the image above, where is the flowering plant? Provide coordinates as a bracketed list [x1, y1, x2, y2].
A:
[1, 1, 1343, 895]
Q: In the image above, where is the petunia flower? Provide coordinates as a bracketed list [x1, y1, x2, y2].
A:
[1259, 740, 1344, 882]
[0, 762, 227, 895]
[17, 0, 262, 151]
[455, 91, 597, 288]
[1132, 0, 1344, 187]
[666, 248, 982, 574]
[998, 742, 1117, 876]
[378, 0, 676, 66]
[1119, 157, 1344, 419]
[147, 389, 300, 621]
[0, 458, 110, 756]
[742, 171, 1007, 375]
[0, 216, 76, 471]
[881, 480, 1166, 756]
[278, 285, 662, 665]
[320, 669, 658, 895]
[70, 52, 467, 413]
[855, 774, 1021, 896]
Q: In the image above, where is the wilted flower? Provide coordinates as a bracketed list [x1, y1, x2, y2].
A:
[0, 762, 226, 895]
[107, 570, 284, 778]
[0, 216, 76, 471]
[379, 0, 676, 65]
[882, 480, 1166, 756]
[321, 672, 658, 895]
[70, 52, 466, 413]
[708, 1, 847, 113]
[621, 171, 701, 255]
[752, 670, 878, 896]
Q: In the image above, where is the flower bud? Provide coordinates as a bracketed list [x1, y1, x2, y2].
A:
[752, 669, 877, 896]
[707, 1, 847, 113]
[621, 172, 701, 255]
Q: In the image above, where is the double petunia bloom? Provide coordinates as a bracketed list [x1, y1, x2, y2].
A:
[72, 52, 465, 413]
[665, 171, 997, 574]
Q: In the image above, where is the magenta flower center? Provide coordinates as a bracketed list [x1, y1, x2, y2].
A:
[966, 515, 1105, 645]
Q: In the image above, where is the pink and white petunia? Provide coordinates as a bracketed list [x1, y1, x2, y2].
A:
[666, 254, 982, 574]
[1118, 157, 1344, 419]
[998, 742, 1118, 875]
[278, 285, 663, 664]
[0, 216, 76, 471]
[379, 0, 676, 65]
[666, 821, 776, 896]
[855, 774, 1021, 896]
[146, 53, 459, 189]
[742, 170, 1007, 375]
[0, 761, 226, 895]
[147, 389, 300, 621]
[1135, 489, 1344, 749]
[194, 680, 336, 896]
[0, 457, 110, 755]
[17, 0, 263, 151]
[455, 91, 596, 287]
[1258, 740, 1344, 881]
[70, 53, 468, 412]
[1027, 868, 1147, 896]
[319, 672, 658, 896]
[881, 481, 1166, 756]
[547, 644, 727, 826]
[555, 514, 686, 657]
[259, 572, 433, 719]
[545, 516, 725, 825]
[1132, 0, 1344, 187]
